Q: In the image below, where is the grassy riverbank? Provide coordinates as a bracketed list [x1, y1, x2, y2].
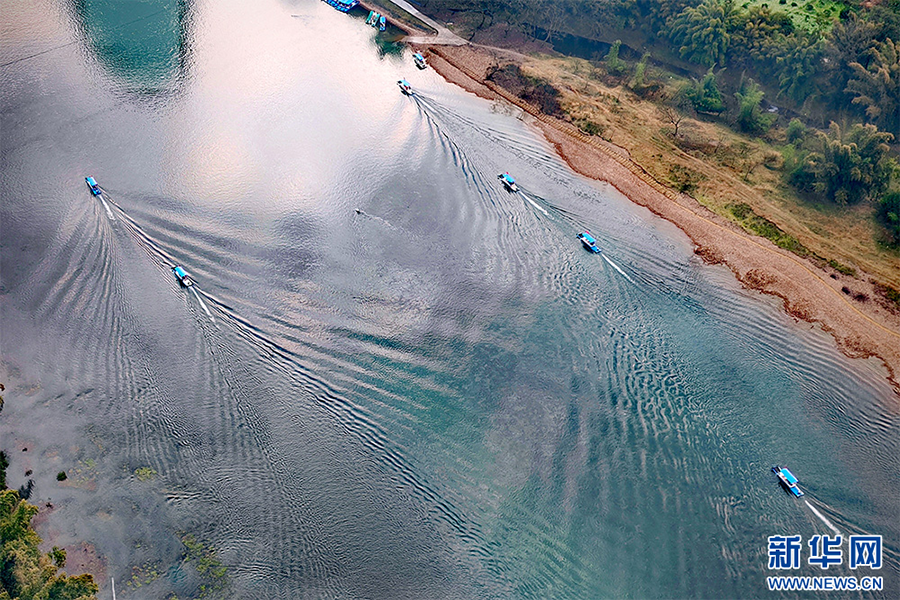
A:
[517, 53, 900, 295]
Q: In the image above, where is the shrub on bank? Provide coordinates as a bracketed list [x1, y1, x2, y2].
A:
[876, 191, 900, 245]
[486, 63, 563, 116]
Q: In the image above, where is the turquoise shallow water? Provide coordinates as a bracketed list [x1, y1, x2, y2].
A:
[1, 0, 897, 598]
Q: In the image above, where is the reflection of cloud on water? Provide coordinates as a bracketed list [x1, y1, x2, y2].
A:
[158, 0, 427, 217]
[173, 129, 257, 205]
[72, 0, 192, 95]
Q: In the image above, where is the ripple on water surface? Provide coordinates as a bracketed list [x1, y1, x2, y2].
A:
[1, 0, 897, 597]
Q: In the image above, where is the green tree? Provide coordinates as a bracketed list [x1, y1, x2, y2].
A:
[848, 38, 900, 137]
[876, 191, 900, 244]
[49, 548, 66, 569]
[729, 5, 795, 69]
[869, 2, 900, 42]
[786, 118, 806, 144]
[772, 34, 824, 103]
[604, 40, 627, 76]
[629, 0, 695, 32]
[824, 14, 878, 110]
[629, 52, 664, 97]
[725, 6, 823, 103]
[734, 79, 775, 134]
[790, 122, 895, 205]
[684, 68, 726, 114]
[630, 52, 648, 86]
[668, 0, 735, 67]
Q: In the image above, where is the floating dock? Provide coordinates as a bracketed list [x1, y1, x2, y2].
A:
[323, 0, 358, 12]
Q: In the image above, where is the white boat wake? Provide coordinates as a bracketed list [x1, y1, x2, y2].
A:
[805, 500, 841, 536]
[601, 253, 635, 283]
[520, 192, 549, 216]
[98, 194, 115, 221]
[190, 286, 215, 322]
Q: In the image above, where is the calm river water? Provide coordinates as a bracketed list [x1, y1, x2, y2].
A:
[1, 0, 897, 598]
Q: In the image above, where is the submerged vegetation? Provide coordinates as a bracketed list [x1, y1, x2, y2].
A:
[133, 467, 156, 482]
[0, 436, 224, 599]
[0, 455, 98, 600]
[180, 535, 228, 597]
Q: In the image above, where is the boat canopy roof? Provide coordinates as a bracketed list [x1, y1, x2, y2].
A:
[780, 468, 799, 484]
[413, 52, 424, 59]
[86, 176, 97, 185]
[501, 173, 515, 183]
[580, 232, 597, 244]
[174, 266, 188, 278]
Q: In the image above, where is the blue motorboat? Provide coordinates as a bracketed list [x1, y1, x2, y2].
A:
[772, 466, 804, 497]
[85, 176, 102, 196]
[172, 265, 195, 287]
[379, 15, 386, 31]
[398, 79, 412, 95]
[413, 52, 427, 69]
[577, 231, 601, 253]
[498, 172, 518, 192]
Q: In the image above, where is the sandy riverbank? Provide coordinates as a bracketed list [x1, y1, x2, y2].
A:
[415, 43, 900, 399]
